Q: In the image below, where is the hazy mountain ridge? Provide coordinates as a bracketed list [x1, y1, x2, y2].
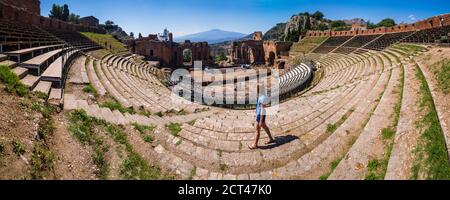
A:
[175, 29, 247, 44]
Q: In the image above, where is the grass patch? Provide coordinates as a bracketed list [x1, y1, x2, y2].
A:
[381, 127, 395, 140]
[155, 111, 164, 117]
[194, 108, 210, 113]
[319, 173, 331, 180]
[411, 65, 450, 180]
[68, 110, 109, 179]
[330, 157, 342, 170]
[30, 142, 55, 180]
[430, 59, 450, 94]
[219, 163, 228, 172]
[12, 139, 25, 155]
[82, 84, 98, 97]
[99, 98, 134, 114]
[34, 91, 49, 100]
[0, 65, 29, 96]
[364, 159, 388, 180]
[80, 32, 128, 54]
[320, 157, 343, 180]
[326, 124, 337, 133]
[188, 166, 197, 180]
[326, 109, 353, 134]
[104, 124, 173, 180]
[132, 123, 155, 143]
[365, 65, 405, 180]
[166, 123, 182, 137]
[143, 135, 154, 143]
[395, 44, 426, 55]
[37, 118, 55, 140]
[138, 109, 151, 117]
[132, 123, 155, 135]
[68, 110, 173, 180]
[291, 36, 329, 54]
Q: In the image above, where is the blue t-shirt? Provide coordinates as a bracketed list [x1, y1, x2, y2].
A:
[256, 95, 268, 116]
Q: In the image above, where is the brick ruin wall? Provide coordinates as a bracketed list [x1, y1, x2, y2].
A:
[232, 38, 292, 65]
[0, 0, 106, 33]
[306, 14, 450, 37]
[1, 0, 40, 15]
[132, 39, 211, 67]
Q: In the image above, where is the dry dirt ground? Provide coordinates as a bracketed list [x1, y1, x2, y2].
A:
[0, 82, 97, 180]
[51, 113, 97, 180]
[0, 84, 40, 179]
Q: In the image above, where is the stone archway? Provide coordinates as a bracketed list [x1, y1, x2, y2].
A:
[268, 51, 275, 66]
[182, 48, 192, 66]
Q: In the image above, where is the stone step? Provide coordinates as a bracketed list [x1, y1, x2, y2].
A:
[20, 74, 40, 89]
[384, 63, 422, 180]
[48, 88, 62, 106]
[63, 93, 77, 110]
[32, 81, 52, 96]
[0, 60, 18, 68]
[85, 58, 107, 96]
[329, 65, 401, 180]
[12, 67, 28, 79]
[0, 54, 7, 62]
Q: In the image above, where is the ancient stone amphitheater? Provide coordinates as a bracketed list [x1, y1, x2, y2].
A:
[0, 4, 449, 180]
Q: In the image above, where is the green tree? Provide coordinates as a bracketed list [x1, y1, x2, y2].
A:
[105, 20, 115, 26]
[215, 52, 227, 62]
[183, 50, 192, 62]
[304, 15, 312, 30]
[366, 20, 376, 29]
[68, 13, 80, 24]
[331, 20, 346, 28]
[318, 23, 329, 31]
[312, 11, 324, 20]
[49, 4, 63, 20]
[130, 32, 134, 38]
[62, 4, 69, 21]
[376, 18, 396, 27]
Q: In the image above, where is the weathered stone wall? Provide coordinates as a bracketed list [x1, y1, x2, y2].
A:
[253, 31, 263, 41]
[80, 16, 99, 27]
[0, 0, 106, 34]
[1, 0, 40, 16]
[306, 14, 450, 37]
[132, 37, 211, 67]
[231, 32, 293, 65]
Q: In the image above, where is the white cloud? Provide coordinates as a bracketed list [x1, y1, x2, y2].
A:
[408, 14, 417, 21]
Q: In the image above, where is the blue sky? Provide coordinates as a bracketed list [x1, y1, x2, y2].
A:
[41, 0, 450, 37]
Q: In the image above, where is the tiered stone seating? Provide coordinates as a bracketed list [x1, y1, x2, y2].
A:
[279, 63, 312, 95]
[0, 19, 60, 53]
[312, 36, 353, 54]
[289, 37, 329, 58]
[403, 25, 450, 44]
[333, 34, 381, 54]
[85, 54, 210, 114]
[364, 31, 414, 51]
[0, 18, 107, 103]
[46, 29, 101, 51]
[61, 38, 448, 180]
[144, 48, 406, 179]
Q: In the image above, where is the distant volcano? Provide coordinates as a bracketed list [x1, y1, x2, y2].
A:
[174, 29, 247, 44]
